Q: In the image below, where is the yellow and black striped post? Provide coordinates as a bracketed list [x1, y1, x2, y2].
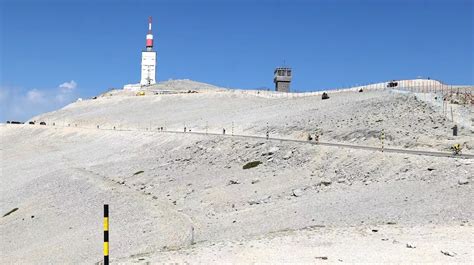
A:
[104, 204, 109, 265]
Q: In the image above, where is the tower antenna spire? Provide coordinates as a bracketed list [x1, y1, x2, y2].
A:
[148, 16, 152, 33]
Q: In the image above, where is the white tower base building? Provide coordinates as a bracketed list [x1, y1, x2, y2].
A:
[141, 51, 156, 86]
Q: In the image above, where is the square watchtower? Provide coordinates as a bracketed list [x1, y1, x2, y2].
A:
[274, 67, 292, 92]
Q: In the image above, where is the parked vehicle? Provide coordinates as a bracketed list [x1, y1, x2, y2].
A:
[322, 92, 330, 100]
[39, 121, 46, 125]
[387, 81, 398, 88]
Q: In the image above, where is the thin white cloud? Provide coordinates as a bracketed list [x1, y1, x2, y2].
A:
[0, 80, 79, 121]
[59, 80, 77, 92]
[26, 89, 45, 103]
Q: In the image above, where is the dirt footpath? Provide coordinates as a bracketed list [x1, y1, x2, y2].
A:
[123, 225, 473, 264]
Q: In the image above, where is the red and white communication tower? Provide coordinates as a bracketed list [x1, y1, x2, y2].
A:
[141, 16, 157, 86]
[145, 16, 154, 50]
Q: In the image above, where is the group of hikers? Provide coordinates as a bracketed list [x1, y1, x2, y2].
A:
[308, 131, 320, 143]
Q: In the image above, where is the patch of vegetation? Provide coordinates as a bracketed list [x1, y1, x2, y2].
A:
[133, 170, 144, 176]
[3, 207, 19, 217]
[243, 161, 262, 170]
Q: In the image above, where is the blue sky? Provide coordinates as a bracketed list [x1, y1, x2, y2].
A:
[1, 0, 472, 120]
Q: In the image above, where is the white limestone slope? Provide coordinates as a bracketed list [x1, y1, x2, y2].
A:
[31, 79, 473, 153]
[1, 78, 473, 263]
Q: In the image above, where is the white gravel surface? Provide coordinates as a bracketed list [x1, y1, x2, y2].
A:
[1, 80, 473, 263]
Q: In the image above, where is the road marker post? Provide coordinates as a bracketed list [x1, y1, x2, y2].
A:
[266, 122, 269, 140]
[381, 129, 385, 152]
[104, 204, 109, 265]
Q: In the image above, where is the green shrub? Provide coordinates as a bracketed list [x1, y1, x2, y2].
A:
[243, 161, 262, 170]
